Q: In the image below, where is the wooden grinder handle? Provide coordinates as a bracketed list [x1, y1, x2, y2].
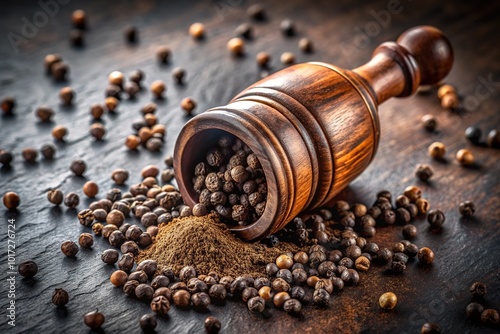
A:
[353, 26, 453, 104]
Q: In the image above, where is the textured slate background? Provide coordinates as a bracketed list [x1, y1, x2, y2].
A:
[0, 0, 499, 333]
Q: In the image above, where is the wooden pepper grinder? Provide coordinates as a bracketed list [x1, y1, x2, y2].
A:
[174, 26, 453, 240]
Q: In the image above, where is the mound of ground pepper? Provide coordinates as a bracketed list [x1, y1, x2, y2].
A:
[137, 214, 299, 277]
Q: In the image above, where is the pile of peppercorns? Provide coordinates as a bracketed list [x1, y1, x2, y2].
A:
[191, 136, 267, 226]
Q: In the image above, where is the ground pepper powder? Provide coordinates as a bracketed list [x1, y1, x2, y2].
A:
[137, 214, 299, 277]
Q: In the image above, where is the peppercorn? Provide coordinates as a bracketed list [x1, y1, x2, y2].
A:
[204, 316, 221, 334]
[415, 164, 434, 182]
[470, 281, 487, 297]
[61, 240, 79, 257]
[52, 288, 69, 306]
[51, 125, 68, 141]
[140, 314, 157, 332]
[78, 233, 94, 248]
[150, 295, 170, 316]
[81, 181, 98, 198]
[155, 45, 171, 64]
[64, 192, 79, 209]
[421, 114, 437, 132]
[125, 135, 141, 149]
[188, 22, 205, 39]
[441, 92, 459, 109]
[34, 106, 54, 122]
[402, 224, 417, 239]
[273, 291, 291, 308]
[354, 255, 370, 272]
[280, 19, 295, 36]
[376, 247, 393, 264]
[3, 192, 20, 210]
[100, 249, 118, 264]
[487, 129, 500, 148]
[456, 148, 474, 166]
[40, 144, 56, 160]
[52, 62, 69, 81]
[173, 290, 191, 307]
[420, 322, 441, 334]
[106, 209, 125, 226]
[105, 96, 119, 112]
[70, 159, 86, 176]
[428, 142, 446, 160]
[1, 96, 15, 115]
[414, 198, 429, 215]
[280, 52, 295, 65]
[44, 54, 62, 74]
[84, 310, 105, 329]
[403, 185, 422, 202]
[129, 69, 144, 85]
[466, 302, 484, 321]
[59, 87, 74, 105]
[247, 4, 265, 20]
[18, 260, 38, 278]
[0, 149, 13, 166]
[109, 270, 129, 287]
[124, 25, 138, 43]
[459, 201, 476, 217]
[181, 97, 196, 115]
[427, 209, 445, 228]
[258, 286, 272, 301]
[379, 292, 397, 310]
[481, 309, 499, 325]
[464, 126, 482, 145]
[118, 253, 134, 273]
[109, 169, 128, 185]
[227, 37, 245, 56]
[45, 189, 63, 206]
[298, 38, 313, 53]
[71, 9, 86, 28]
[417, 247, 435, 265]
[312, 288, 329, 307]
[89, 123, 106, 140]
[69, 29, 84, 47]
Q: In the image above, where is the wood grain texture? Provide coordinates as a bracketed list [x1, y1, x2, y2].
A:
[0, 0, 499, 333]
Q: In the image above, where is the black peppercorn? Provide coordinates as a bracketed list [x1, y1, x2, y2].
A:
[487, 129, 500, 148]
[396, 207, 411, 224]
[280, 19, 295, 36]
[459, 201, 476, 217]
[402, 224, 417, 239]
[140, 314, 157, 332]
[283, 298, 302, 315]
[465, 126, 482, 145]
[61, 240, 79, 257]
[481, 309, 499, 325]
[204, 316, 221, 334]
[84, 310, 105, 329]
[70, 159, 86, 176]
[124, 25, 138, 43]
[101, 249, 119, 264]
[191, 292, 211, 310]
[427, 209, 445, 228]
[391, 261, 406, 273]
[466, 302, 484, 321]
[136, 284, 154, 302]
[377, 247, 393, 264]
[64, 192, 79, 209]
[150, 295, 170, 316]
[18, 260, 38, 278]
[415, 164, 434, 181]
[470, 281, 487, 297]
[52, 288, 69, 306]
[421, 114, 437, 132]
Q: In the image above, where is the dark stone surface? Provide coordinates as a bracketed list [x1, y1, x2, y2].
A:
[0, 0, 499, 333]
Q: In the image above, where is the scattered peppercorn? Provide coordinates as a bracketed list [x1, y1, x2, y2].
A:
[402, 224, 417, 239]
[90, 123, 106, 140]
[72, 9, 86, 29]
[466, 302, 484, 321]
[61, 240, 79, 257]
[280, 19, 295, 36]
[227, 37, 245, 56]
[298, 38, 313, 53]
[379, 292, 397, 310]
[235, 23, 253, 39]
[0, 149, 14, 166]
[417, 247, 435, 265]
[428, 142, 446, 160]
[427, 209, 445, 228]
[1, 97, 15, 115]
[456, 148, 474, 166]
[256, 51, 271, 67]
[40, 144, 56, 159]
[69, 29, 84, 47]
[150, 80, 166, 98]
[415, 164, 434, 182]
[470, 281, 487, 297]
[421, 114, 437, 132]
[3, 192, 20, 210]
[124, 25, 138, 43]
[47, 189, 64, 205]
[59, 87, 74, 105]
[189, 23, 205, 39]
[280, 52, 295, 65]
[156, 46, 171, 63]
[140, 314, 157, 332]
[465, 126, 482, 145]
[172, 67, 186, 84]
[83, 181, 99, 198]
[487, 129, 500, 148]
[420, 322, 441, 334]
[247, 4, 265, 21]
[181, 97, 196, 115]
[481, 309, 499, 325]
[52, 125, 68, 141]
[70, 159, 87, 176]
[18, 260, 38, 278]
[459, 201, 476, 217]
[204, 316, 221, 334]
[84, 310, 105, 329]
[64, 192, 80, 209]
[52, 288, 69, 307]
